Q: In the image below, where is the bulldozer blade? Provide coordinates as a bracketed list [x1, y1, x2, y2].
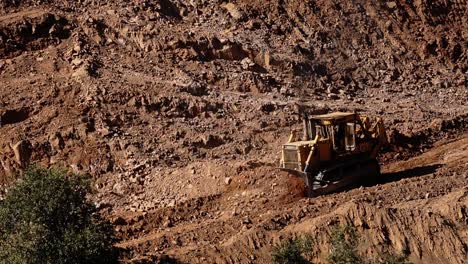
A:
[278, 168, 307, 178]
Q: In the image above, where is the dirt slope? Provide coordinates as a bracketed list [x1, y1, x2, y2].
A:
[0, 0, 467, 263]
[115, 135, 468, 263]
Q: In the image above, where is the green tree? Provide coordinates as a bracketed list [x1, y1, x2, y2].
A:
[272, 236, 313, 264]
[0, 167, 118, 264]
[327, 225, 362, 264]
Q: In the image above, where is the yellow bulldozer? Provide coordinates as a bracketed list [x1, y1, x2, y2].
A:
[279, 112, 387, 197]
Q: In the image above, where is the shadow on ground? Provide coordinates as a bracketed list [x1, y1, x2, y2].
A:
[381, 164, 442, 184]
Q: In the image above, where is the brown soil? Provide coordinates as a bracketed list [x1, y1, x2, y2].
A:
[0, 0, 467, 263]
[114, 135, 468, 263]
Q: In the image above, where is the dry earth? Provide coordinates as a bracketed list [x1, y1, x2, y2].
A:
[0, 0, 467, 263]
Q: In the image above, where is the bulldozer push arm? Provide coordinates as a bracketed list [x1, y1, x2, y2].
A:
[369, 117, 387, 158]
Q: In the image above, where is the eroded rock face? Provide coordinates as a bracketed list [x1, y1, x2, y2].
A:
[12, 140, 32, 167]
[0, 0, 466, 262]
[0, 11, 71, 58]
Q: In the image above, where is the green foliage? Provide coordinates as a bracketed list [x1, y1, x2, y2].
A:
[272, 236, 313, 264]
[377, 254, 410, 264]
[327, 225, 362, 264]
[271, 225, 410, 264]
[0, 167, 118, 264]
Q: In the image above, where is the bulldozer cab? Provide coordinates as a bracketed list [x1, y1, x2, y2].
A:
[306, 112, 357, 153]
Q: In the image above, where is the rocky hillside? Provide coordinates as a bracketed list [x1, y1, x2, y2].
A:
[0, 0, 467, 263]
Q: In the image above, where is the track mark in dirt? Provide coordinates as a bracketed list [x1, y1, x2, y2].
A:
[383, 134, 468, 174]
[0, 9, 47, 23]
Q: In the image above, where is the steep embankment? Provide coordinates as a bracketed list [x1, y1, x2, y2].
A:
[114, 135, 468, 263]
[0, 0, 467, 263]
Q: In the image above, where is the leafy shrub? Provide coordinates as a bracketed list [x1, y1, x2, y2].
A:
[378, 254, 410, 264]
[0, 167, 118, 264]
[272, 236, 313, 264]
[327, 225, 362, 264]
